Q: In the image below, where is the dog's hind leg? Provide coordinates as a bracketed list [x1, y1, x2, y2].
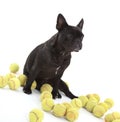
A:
[23, 63, 40, 94]
[59, 79, 78, 99]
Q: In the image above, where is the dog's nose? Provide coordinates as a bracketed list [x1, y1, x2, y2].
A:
[74, 44, 82, 52]
[74, 39, 82, 51]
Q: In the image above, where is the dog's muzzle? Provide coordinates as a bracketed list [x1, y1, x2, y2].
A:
[73, 43, 82, 52]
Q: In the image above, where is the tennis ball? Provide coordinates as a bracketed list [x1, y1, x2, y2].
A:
[87, 93, 100, 102]
[63, 102, 73, 111]
[9, 63, 19, 73]
[41, 98, 54, 112]
[29, 109, 44, 122]
[4, 73, 15, 83]
[104, 112, 120, 122]
[104, 98, 114, 109]
[79, 96, 88, 107]
[0, 76, 7, 88]
[18, 74, 27, 86]
[85, 99, 98, 112]
[112, 119, 120, 122]
[112, 112, 120, 120]
[31, 81, 37, 90]
[40, 91, 52, 101]
[71, 98, 82, 110]
[105, 113, 114, 122]
[98, 102, 109, 112]
[52, 104, 66, 117]
[93, 104, 106, 118]
[40, 83, 53, 93]
[65, 107, 79, 122]
[8, 77, 20, 90]
[92, 94, 100, 102]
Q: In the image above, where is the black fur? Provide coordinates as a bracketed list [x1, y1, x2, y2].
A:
[23, 14, 84, 99]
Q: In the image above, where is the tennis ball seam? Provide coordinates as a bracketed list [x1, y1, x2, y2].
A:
[30, 111, 39, 122]
[75, 100, 81, 108]
[46, 99, 53, 108]
[44, 99, 51, 109]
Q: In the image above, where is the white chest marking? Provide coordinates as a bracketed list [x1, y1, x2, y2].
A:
[55, 66, 61, 75]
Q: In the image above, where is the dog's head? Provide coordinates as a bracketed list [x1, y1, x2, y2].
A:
[55, 14, 84, 52]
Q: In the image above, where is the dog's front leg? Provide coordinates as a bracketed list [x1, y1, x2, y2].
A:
[59, 79, 78, 99]
[49, 77, 62, 99]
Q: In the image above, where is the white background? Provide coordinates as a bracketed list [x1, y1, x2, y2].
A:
[0, 0, 120, 122]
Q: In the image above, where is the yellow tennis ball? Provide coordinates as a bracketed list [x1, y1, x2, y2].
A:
[112, 112, 120, 120]
[71, 98, 82, 110]
[29, 109, 44, 122]
[104, 98, 114, 109]
[31, 81, 37, 90]
[98, 102, 109, 112]
[0, 76, 7, 88]
[93, 104, 106, 118]
[65, 107, 79, 122]
[4, 73, 16, 83]
[92, 94, 100, 102]
[79, 96, 88, 107]
[87, 93, 100, 102]
[112, 119, 120, 122]
[105, 113, 114, 122]
[18, 74, 27, 86]
[63, 102, 73, 111]
[52, 104, 66, 117]
[41, 98, 54, 112]
[8, 77, 20, 90]
[104, 112, 120, 122]
[40, 91, 52, 101]
[9, 63, 19, 73]
[85, 99, 98, 112]
[40, 83, 53, 93]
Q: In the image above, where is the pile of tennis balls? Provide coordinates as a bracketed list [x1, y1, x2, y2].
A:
[84, 94, 114, 118]
[1, 63, 120, 122]
[39, 83, 82, 122]
[0, 63, 37, 90]
[105, 112, 120, 122]
[38, 84, 119, 122]
[0, 63, 20, 90]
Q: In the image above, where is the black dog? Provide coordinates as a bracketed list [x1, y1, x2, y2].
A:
[23, 14, 84, 99]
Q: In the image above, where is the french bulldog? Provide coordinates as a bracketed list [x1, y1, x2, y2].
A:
[23, 13, 84, 99]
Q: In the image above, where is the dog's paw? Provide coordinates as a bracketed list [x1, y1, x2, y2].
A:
[52, 91, 62, 99]
[57, 92, 62, 98]
[67, 93, 78, 99]
[23, 87, 32, 94]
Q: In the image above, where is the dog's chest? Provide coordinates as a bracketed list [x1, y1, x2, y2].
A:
[55, 66, 61, 75]
[40, 56, 70, 79]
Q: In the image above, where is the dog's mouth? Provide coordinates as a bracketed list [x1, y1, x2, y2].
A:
[72, 43, 82, 52]
[73, 45, 82, 52]
[73, 48, 80, 52]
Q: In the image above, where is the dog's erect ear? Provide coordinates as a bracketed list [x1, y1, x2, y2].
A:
[77, 18, 84, 30]
[56, 14, 68, 31]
